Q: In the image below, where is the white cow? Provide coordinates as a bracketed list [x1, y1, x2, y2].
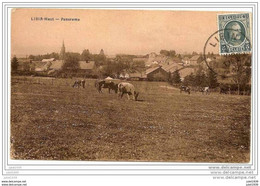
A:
[118, 82, 139, 101]
[200, 87, 210, 95]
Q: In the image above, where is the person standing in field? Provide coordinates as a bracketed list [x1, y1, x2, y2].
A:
[81, 79, 86, 88]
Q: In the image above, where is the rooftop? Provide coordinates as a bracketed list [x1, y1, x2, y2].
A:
[79, 61, 95, 70]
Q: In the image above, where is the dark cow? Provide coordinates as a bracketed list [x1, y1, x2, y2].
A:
[96, 80, 118, 93]
[118, 82, 139, 101]
[219, 84, 230, 94]
[180, 85, 190, 94]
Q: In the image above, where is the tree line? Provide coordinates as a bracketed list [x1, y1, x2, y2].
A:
[170, 67, 218, 88]
[59, 49, 146, 78]
[169, 54, 251, 94]
[11, 49, 251, 95]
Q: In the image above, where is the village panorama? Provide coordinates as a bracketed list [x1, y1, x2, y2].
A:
[11, 41, 251, 94]
[11, 40, 251, 162]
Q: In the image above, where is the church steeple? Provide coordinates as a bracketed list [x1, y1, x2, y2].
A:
[60, 40, 66, 60]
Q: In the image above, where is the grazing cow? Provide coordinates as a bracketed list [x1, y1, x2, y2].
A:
[72, 80, 81, 88]
[180, 85, 190, 94]
[219, 84, 230, 94]
[96, 80, 118, 93]
[199, 87, 210, 95]
[118, 82, 139, 101]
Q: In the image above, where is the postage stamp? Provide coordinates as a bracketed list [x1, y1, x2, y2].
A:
[218, 13, 251, 55]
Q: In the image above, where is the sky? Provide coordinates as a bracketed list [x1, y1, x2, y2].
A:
[11, 9, 234, 57]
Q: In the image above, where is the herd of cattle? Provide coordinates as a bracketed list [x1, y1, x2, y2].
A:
[71, 79, 250, 100]
[179, 86, 210, 95]
[72, 79, 139, 101]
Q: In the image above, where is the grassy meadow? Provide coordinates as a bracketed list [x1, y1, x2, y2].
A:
[10, 76, 250, 162]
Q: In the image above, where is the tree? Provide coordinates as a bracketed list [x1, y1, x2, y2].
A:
[115, 55, 133, 71]
[113, 62, 127, 77]
[81, 49, 91, 61]
[49, 52, 60, 60]
[168, 50, 176, 58]
[183, 73, 195, 86]
[92, 54, 106, 66]
[176, 54, 182, 59]
[193, 67, 207, 87]
[11, 56, 18, 72]
[160, 50, 170, 56]
[171, 70, 181, 85]
[225, 54, 251, 95]
[207, 69, 218, 88]
[61, 52, 80, 72]
[28, 52, 60, 61]
[131, 60, 145, 73]
[192, 51, 198, 55]
[28, 55, 35, 60]
[160, 50, 176, 57]
[99, 49, 105, 56]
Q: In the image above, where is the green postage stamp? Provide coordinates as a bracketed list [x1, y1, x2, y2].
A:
[218, 13, 251, 55]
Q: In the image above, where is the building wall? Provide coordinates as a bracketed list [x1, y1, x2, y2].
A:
[190, 60, 198, 66]
[178, 67, 195, 78]
[147, 67, 169, 81]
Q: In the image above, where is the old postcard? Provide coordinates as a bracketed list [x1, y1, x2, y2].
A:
[10, 9, 251, 163]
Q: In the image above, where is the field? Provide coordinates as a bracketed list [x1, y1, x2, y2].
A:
[10, 76, 251, 162]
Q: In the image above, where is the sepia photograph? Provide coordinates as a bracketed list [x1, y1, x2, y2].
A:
[10, 9, 251, 163]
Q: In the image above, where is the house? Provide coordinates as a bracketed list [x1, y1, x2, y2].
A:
[119, 72, 130, 79]
[173, 57, 183, 65]
[17, 59, 34, 71]
[78, 61, 95, 75]
[178, 67, 196, 79]
[128, 71, 147, 81]
[149, 52, 157, 58]
[146, 66, 169, 81]
[146, 53, 167, 67]
[162, 63, 183, 73]
[33, 61, 48, 72]
[106, 55, 116, 59]
[106, 55, 117, 62]
[42, 58, 55, 62]
[49, 60, 64, 70]
[182, 57, 191, 66]
[160, 57, 181, 66]
[133, 57, 147, 63]
[189, 55, 202, 65]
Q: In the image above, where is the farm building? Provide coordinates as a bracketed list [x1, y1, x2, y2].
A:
[189, 55, 202, 65]
[146, 66, 169, 81]
[128, 71, 147, 81]
[17, 59, 34, 72]
[49, 60, 64, 70]
[78, 61, 95, 75]
[17, 58, 61, 73]
[119, 72, 130, 79]
[182, 57, 191, 66]
[42, 58, 55, 62]
[133, 57, 147, 63]
[33, 61, 49, 72]
[162, 63, 183, 73]
[170, 57, 182, 65]
[178, 67, 196, 79]
[146, 53, 167, 67]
